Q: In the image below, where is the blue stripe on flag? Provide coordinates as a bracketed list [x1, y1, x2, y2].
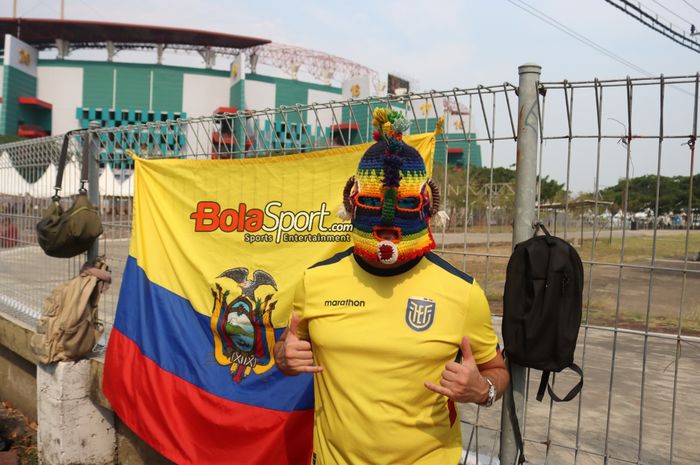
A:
[113, 256, 314, 411]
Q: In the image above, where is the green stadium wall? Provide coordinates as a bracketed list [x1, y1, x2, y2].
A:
[0, 65, 38, 135]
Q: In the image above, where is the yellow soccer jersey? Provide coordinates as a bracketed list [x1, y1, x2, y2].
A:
[293, 247, 499, 465]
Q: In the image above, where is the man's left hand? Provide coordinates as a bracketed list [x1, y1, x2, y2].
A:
[424, 336, 489, 404]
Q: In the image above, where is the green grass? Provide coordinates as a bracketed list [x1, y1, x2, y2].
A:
[441, 224, 513, 234]
[439, 231, 700, 275]
[578, 232, 700, 263]
[582, 302, 700, 335]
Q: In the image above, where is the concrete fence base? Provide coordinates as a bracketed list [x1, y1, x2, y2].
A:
[0, 310, 172, 464]
[37, 361, 116, 465]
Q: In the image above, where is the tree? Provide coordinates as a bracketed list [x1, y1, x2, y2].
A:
[599, 174, 700, 213]
[431, 164, 566, 228]
[539, 175, 565, 203]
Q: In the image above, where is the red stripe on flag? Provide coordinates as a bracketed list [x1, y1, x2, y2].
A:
[103, 329, 313, 465]
[448, 399, 457, 427]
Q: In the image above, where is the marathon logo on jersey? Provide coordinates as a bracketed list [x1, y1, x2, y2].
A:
[324, 298, 366, 308]
[405, 297, 436, 332]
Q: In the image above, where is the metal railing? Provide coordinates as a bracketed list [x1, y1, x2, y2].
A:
[0, 67, 698, 465]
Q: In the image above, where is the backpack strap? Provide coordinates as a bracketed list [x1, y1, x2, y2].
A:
[549, 363, 583, 402]
[78, 129, 92, 194]
[537, 363, 584, 403]
[53, 130, 78, 200]
[506, 363, 527, 465]
[536, 371, 550, 402]
[508, 364, 583, 463]
[533, 220, 551, 237]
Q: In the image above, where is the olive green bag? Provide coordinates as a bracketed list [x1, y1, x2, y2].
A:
[36, 131, 103, 258]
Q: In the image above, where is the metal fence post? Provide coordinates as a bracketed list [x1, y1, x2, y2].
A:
[499, 63, 541, 465]
[86, 120, 101, 263]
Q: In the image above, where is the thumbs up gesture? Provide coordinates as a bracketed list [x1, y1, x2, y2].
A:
[274, 313, 323, 376]
[424, 336, 489, 404]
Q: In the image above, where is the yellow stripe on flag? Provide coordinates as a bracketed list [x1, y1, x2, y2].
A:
[127, 133, 436, 327]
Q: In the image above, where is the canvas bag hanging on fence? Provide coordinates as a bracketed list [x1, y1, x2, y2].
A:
[30, 258, 111, 364]
[36, 130, 103, 258]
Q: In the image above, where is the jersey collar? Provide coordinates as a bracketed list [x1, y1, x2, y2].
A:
[352, 251, 423, 277]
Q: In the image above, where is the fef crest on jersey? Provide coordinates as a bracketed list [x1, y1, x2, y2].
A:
[405, 297, 436, 332]
[210, 267, 278, 383]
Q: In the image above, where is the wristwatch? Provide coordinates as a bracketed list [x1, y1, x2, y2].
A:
[481, 377, 496, 407]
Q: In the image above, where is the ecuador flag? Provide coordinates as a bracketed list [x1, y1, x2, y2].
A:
[103, 134, 437, 465]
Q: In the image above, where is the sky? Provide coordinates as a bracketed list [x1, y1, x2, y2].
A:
[2, 0, 699, 196]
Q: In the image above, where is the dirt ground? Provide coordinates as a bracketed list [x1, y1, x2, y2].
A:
[584, 258, 700, 334]
[0, 401, 36, 465]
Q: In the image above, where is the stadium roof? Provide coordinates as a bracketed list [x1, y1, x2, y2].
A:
[0, 18, 376, 85]
[0, 18, 270, 51]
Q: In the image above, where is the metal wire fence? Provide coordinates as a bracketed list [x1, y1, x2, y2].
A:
[0, 72, 699, 465]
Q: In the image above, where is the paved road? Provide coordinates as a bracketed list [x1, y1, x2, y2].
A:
[459, 322, 700, 465]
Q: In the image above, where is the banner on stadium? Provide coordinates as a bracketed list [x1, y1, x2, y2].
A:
[103, 133, 437, 465]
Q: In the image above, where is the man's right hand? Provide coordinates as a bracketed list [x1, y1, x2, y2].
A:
[274, 313, 323, 376]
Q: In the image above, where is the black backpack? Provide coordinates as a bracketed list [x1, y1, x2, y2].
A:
[502, 222, 584, 463]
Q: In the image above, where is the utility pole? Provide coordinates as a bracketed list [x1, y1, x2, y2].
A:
[86, 121, 101, 263]
[500, 63, 542, 465]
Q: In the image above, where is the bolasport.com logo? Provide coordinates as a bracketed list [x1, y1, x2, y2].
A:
[189, 200, 352, 244]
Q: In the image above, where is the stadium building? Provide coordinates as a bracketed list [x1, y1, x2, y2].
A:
[0, 17, 481, 166]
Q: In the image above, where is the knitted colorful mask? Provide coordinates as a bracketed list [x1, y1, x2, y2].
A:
[343, 109, 441, 265]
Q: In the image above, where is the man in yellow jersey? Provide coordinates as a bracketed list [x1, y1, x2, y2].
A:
[274, 109, 509, 465]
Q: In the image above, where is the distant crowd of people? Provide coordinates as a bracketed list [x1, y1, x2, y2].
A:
[654, 211, 695, 229]
[1, 200, 33, 248]
[0, 216, 18, 248]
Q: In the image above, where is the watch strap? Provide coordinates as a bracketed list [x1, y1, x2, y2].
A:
[482, 377, 496, 407]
